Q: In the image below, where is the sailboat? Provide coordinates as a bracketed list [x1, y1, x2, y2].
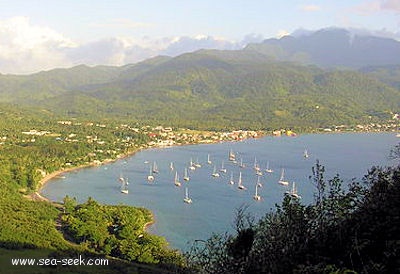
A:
[147, 165, 155, 182]
[212, 165, 220, 177]
[119, 173, 124, 183]
[278, 168, 289, 186]
[194, 158, 202, 168]
[229, 149, 236, 162]
[265, 161, 273, 173]
[238, 172, 246, 190]
[219, 161, 227, 173]
[207, 154, 212, 164]
[256, 175, 263, 188]
[229, 172, 235, 185]
[174, 171, 181, 187]
[183, 187, 192, 204]
[170, 162, 174, 171]
[183, 168, 190, 181]
[239, 158, 245, 168]
[303, 149, 309, 158]
[120, 177, 129, 194]
[286, 182, 301, 199]
[253, 181, 261, 201]
[253, 157, 260, 171]
[189, 158, 196, 170]
[152, 161, 159, 174]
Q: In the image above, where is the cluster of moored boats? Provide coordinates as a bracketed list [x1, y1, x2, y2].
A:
[118, 148, 308, 203]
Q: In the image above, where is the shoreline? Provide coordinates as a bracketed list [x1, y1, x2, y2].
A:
[31, 147, 143, 203]
[33, 130, 398, 202]
[25, 130, 398, 252]
[30, 130, 398, 226]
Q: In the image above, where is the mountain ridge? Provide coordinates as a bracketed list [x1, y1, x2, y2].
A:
[245, 28, 400, 68]
[0, 28, 399, 129]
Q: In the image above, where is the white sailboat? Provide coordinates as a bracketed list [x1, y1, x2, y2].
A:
[194, 158, 202, 168]
[183, 187, 192, 204]
[257, 175, 263, 188]
[212, 165, 220, 177]
[278, 168, 289, 186]
[170, 162, 174, 171]
[119, 173, 124, 183]
[174, 171, 181, 187]
[239, 158, 245, 168]
[253, 157, 260, 171]
[219, 161, 227, 173]
[265, 161, 273, 173]
[238, 172, 246, 190]
[152, 161, 159, 174]
[253, 181, 261, 201]
[286, 182, 301, 199]
[229, 172, 235, 185]
[183, 167, 190, 181]
[229, 149, 236, 162]
[189, 158, 196, 170]
[147, 165, 154, 182]
[207, 154, 212, 164]
[120, 177, 129, 194]
[303, 149, 309, 158]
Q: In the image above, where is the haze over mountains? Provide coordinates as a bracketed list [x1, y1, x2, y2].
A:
[1, 28, 400, 129]
[247, 28, 400, 68]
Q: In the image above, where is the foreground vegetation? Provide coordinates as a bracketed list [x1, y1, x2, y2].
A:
[61, 197, 183, 267]
[0, 103, 399, 273]
[0, 106, 184, 273]
[185, 161, 400, 273]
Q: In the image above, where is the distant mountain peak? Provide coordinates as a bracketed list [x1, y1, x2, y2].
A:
[246, 28, 400, 68]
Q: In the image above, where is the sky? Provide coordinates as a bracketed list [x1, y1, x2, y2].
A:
[0, 0, 400, 74]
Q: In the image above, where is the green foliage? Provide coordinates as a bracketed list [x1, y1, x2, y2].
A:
[0, 50, 399, 130]
[61, 198, 184, 266]
[0, 105, 185, 272]
[361, 65, 400, 90]
[0, 183, 71, 251]
[186, 162, 400, 274]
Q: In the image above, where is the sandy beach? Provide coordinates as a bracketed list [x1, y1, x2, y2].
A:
[29, 147, 144, 203]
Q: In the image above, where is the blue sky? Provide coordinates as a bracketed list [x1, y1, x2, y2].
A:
[0, 0, 400, 74]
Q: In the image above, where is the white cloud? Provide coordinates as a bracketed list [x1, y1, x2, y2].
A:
[0, 16, 76, 74]
[276, 30, 290, 38]
[301, 5, 322, 12]
[0, 17, 254, 74]
[65, 37, 157, 66]
[161, 35, 238, 56]
[1, 16, 400, 75]
[239, 33, 265, 46]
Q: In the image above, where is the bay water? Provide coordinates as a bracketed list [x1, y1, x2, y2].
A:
[40, 133, 399, 251]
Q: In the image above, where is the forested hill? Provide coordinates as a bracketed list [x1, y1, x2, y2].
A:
[0, 49, 399, 129]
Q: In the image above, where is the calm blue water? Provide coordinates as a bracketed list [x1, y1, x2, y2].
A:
[41, 133, 399, 251]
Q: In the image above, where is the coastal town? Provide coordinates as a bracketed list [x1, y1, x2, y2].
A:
[1, 116, 395, 172]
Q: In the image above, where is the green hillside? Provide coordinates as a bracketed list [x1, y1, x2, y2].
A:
[360, 65, 400, 90]
[0, 104, 184, 273]
[1, 49, 399, 129]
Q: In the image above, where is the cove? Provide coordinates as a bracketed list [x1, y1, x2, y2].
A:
[40, 132, 399, 251]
